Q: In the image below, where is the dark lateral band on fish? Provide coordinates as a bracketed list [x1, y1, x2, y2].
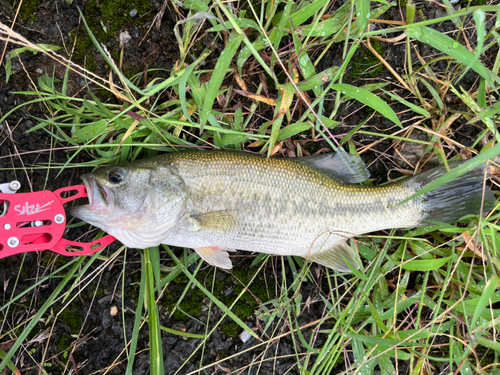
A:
[68, 150, 496, 272]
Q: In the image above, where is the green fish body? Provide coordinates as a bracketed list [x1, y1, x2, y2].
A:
[69, 151, 495, 271]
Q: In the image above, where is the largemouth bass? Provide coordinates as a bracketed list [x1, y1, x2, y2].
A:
[69, 151, 495, 272]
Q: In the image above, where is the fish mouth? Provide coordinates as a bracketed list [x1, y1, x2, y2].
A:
[82, 174, 110, 209]
[68, 175, 111, 225]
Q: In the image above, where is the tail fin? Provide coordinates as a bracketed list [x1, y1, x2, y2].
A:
[409, 161, 496, 225]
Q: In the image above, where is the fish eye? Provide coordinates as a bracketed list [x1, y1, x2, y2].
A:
[108, 168, 124, 184]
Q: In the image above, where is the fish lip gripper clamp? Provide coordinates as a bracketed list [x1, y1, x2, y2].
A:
[0, 181, 115, 258]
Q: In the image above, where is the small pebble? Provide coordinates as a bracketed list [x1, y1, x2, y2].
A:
[119, 30, 131, 48]
[239, 330, 252, 343]
[130, 9, 137, 17]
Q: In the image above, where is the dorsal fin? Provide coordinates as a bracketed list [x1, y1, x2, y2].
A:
[299, 151, 369, 183]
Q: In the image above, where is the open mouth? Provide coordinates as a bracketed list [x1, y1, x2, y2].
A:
[82, 175, 109, 208]
[97, 183, 109, 205]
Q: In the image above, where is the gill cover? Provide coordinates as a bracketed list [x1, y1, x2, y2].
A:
[69, 162, 189, 249]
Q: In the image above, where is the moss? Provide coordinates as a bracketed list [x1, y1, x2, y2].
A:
[350, 39, 385, 79]
[479, 345, 496, 366]
[89, 284, 105, 298]
[162, 261, 274, 337]
[97, 88, 114, 100]
[58, 308, 82, 334]
[82, 0, 152, 43]
[8, 0, 38, 23]
[161, 273, 205, 322]
[39, 255, 69, 269]
[417, 8, 426, 22]
[122, 63, 144, 80]
[57, 336, 69, 352]
[69, 0, 154, 70]
[470, 0, 486, 5]
[56, 336, 71, 370]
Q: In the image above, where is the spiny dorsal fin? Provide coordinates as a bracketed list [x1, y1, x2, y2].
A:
[299, 151, 369, 183]
[310, 241, 360, 272]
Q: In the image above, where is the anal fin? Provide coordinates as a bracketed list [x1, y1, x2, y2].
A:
[195, 246, 235, 269]
[311, 241, 360, 273]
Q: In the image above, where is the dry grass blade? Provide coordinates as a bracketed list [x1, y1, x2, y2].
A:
[0, 22, 114, 92]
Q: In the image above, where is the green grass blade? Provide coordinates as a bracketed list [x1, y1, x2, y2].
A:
[288, 0, 329, 28]
[276, 122, 312, 141]
[351, 339, 370, 374]
[125, 253, 146, 375]
[472, 334, 500, 352]
[149, 246, 162, 294]
[144, 249, 165, 375]
[299, 18, 343, 38]
[0, 258, 83, 371]
[345, 333, 431, 347]
[477, 78, 486, 108]
[471, 276, 499, 329]
[214, 0, 273, 78]
[237, 38, 267, 76]
[418, 78, 444, 110]
[340, 254, 367, 280]
[405, 24, 500, 89]
[159, 325, 206, 339]
[0, 348, 19, 373]
[380, 89, 430, 117]
[356, 0, 370, 34]
[294, 320, 320, 354]
[332, 83, 402, 127]
[267, 82, 294, 156]
[291, 32, 315, 77]
[200, 33, 244, 129]
[207, 18, 261, 32]
[77, 8, 146, 96]
[178, 49, 211, 123]
[366, 299, 388, 333]
[271, 0, 293, 63]
[402, 256, 452, 271]
[296, 67, 339, 92]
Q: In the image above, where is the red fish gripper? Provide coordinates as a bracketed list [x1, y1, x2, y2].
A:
[0, 182, 115, 258]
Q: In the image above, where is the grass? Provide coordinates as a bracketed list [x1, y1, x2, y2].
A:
[1, 0, 500, 374]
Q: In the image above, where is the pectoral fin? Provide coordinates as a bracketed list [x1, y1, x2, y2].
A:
[186, 211, 236, 232]
[195, 246, 235, 269]
[310, 241, 360, 272]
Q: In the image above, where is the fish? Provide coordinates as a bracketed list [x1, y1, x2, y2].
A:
[69, 150, 496, 272]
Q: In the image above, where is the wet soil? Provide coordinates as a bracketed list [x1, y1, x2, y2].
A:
[0, 0, 496, 374]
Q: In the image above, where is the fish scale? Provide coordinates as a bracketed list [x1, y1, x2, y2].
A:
[162, 152, 421, 257]
[69, 150, 495, 272]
